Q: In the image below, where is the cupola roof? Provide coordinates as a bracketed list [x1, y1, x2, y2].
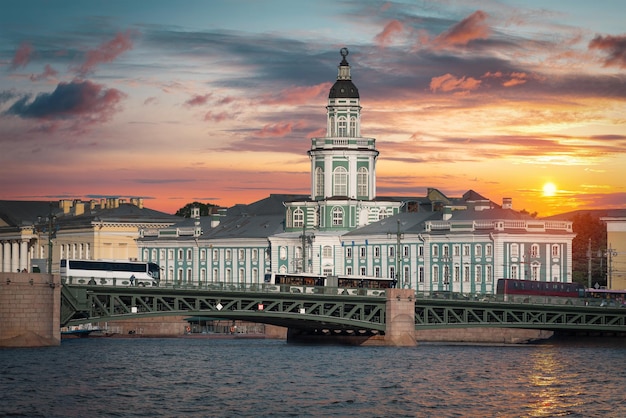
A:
[328, 47, 359, 99]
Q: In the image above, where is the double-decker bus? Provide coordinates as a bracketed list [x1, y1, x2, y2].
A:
[263, 272, 394, 296]
[496, 278, 585, 304]
[60, 259, 161, 287]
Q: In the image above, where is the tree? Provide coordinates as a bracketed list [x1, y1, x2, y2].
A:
[570, 213, 607, 287]
[175, 202, 221, 218]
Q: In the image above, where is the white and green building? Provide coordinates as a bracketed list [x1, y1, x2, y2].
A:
[137, 49, 575, 296]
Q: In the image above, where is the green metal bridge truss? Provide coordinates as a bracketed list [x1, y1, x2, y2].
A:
[61, 285, 626, 333]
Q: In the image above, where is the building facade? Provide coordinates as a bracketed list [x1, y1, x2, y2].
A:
[601, 210, 626, 289]
[137, 49, 576, 295]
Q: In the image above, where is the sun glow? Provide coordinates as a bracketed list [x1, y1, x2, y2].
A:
[543, 182, 557, 197]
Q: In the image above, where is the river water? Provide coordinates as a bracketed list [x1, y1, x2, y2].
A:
[1, 337, 625, 417]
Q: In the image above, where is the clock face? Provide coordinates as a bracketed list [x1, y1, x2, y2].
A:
[340, 47, 349, 58]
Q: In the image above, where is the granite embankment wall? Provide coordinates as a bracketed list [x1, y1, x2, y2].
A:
[0, 273, 61, 348]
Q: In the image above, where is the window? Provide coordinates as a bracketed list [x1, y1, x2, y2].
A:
[359, 246, 366, 258]
[200, 268, 206, 282]
[432, 245, 439, 257]
[531, 264, 539, 280]
[486, 244, 492, 257]
[454, 265, 460, 282]
[200, 249, 206, 260]
[531, 244, 539, 258]
[225, 249, 231, 261]
[252, 249, 258, 261]
[486, 265, 492, 282]
[226, 268, 232, 282]
[374, 266, 381, 277]
[323, 245, 332, 258]
[315, 167, 324, 197]
[178, 249, 183, 260]
[360, 267, 366, 276]
[151, 249, 156, 260]
[346, 267, 352, 275]
[332, 207, 344, 226]
[349, 117, 357, 136]
[552, 245, 560, 257]
[389, 266, 395, 279]
[160, 249, 165, 260]
[280, 247, 287, 260]
[338, 117, 347, 136]
[333, 167, 348, 196]
[168, 268, 173, 281]
[443, 245, 450, 258]
[187, 249, 192, 261]
[252, 268, 258, 281]
[476, 265, 482, 283]
[433, 266, 439, 283]
[374, 246, 380, 258]
[186, 268, 192, 283]
[213, 249, 219, 261]
[464, 265, 470, 282]
[177, 268, 183, 281]
[293, 208, 304, 228]
[418, 245, 424, 257]
[475, 245, 482, 257]
[388, 246, 395, 258]
[239, 249, 245, 261]
[345, 247, 352, 258]
[212, 268, 218, 281]
[143, 249, 149, 260]
[511, 265, 518, 279]
[463, 245, 470, 257]
[453, 245, 460, 257]
[378, 208, 387, 220]
[357, 167, 368, 197]
[404, 266, 410, 283]
[239, 268, 245, 282]
[419, 267, 424, 283]
[511, 243, 519, 258]
[403, 245, 409, 258]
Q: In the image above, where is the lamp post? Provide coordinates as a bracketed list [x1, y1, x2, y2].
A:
[37, 204, 57, 274]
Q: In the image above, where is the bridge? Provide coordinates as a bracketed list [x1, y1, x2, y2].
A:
[61, 284, 626, 344]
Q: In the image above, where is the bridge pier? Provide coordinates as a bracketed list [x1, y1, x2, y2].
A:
[383, 288, 416, 347]
[0, 273, 61, 347]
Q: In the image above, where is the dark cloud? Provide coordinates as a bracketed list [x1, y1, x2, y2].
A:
[589, 34, 626, 68]
[5, 79, 126, 126]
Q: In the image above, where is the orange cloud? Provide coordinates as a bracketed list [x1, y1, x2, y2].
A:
[429, 73, 481, 93]
[256, 122, 304, 137]
[434, 10, 490, 48]
[260, 83, 330, 105]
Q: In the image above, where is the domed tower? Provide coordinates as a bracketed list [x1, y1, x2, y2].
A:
[308, 48, 379, 201]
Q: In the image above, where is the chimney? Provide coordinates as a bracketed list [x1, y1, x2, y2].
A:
[502, 197, 512, 210]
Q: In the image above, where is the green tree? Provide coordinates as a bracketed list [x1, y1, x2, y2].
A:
[570, 213, 607, 287]
[175, 202, 221, 218]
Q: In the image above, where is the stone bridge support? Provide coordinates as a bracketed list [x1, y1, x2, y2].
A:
[383, 288, 416, 346]
[0, 273, 61, 347]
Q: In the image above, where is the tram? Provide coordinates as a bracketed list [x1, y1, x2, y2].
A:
[496, 278, 585, 304]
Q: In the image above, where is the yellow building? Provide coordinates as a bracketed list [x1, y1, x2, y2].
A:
[0, 198, 179, 274]
[601, 210, 626, 289]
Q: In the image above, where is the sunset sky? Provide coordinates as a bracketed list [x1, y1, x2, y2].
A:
[1, 0, 625, 217]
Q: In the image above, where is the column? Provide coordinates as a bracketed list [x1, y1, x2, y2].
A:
[11, 241, 19, 273]
[3, 241, 11, 273]
[20, 240, 29, 272]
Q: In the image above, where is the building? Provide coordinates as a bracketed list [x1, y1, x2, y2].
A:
[601, 210, 626, 289]
[137, 49, 576, 295]
[0, 198, 179, 274]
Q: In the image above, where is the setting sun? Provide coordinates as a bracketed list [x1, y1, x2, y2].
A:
[543, 182, 557, 197]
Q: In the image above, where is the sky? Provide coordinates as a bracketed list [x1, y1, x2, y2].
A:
[1, 0, 625, 217]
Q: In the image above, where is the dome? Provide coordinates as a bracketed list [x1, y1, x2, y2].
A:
[329, 79, 359, 99]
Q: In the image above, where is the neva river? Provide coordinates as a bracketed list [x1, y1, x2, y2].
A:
[1, 337, 625, 417]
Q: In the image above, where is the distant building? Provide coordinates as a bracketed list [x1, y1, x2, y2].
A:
[601, 210, 626, 289]
[0, 198, 179, 273]
[137, 49, 576, 294]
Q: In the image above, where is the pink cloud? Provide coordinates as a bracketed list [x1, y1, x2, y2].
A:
[260, 83, 331, 105]
[11, 42, 33, 69]
[374, 20, 405, 47]
[483, 71, 528, 87]
[430, 73, 481, 93]
[434, 10, 490, 48]
[185, 93, 212, 107]
[589, 34, 626, 68]
[76, 31, 134, 75]
[203, 111, 229, 122]
[256, 121, 304, 137]
[29, 64, 58, 81]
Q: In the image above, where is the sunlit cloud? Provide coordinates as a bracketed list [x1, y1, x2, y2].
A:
[74, 31, 135, 76]
[589, 34, 626, 68]
[433, 11, 490, 48]
[10, 42, 32, 69]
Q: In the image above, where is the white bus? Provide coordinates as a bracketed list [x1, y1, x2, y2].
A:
[60, 259, 161, 287]
[263, 272, 394, 296]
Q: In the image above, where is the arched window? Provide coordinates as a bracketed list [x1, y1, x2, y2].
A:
[293, 208, 304, 228]
[531, 244, 539, 258]
[333, 166, 348, 196]
[315, 167, 324, 197]
[337, 117, 347, 136]
[332, 207, 344, 226]
[357, 167, 368, 197]
[322, 245, 332, 258]
[349, 117, 357, 136]
[511, 243, 519, 258]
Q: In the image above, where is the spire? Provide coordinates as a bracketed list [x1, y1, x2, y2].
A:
[329, 48, 359, 99]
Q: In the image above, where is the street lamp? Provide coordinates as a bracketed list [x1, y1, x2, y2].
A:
[36, 204, 57, 274]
